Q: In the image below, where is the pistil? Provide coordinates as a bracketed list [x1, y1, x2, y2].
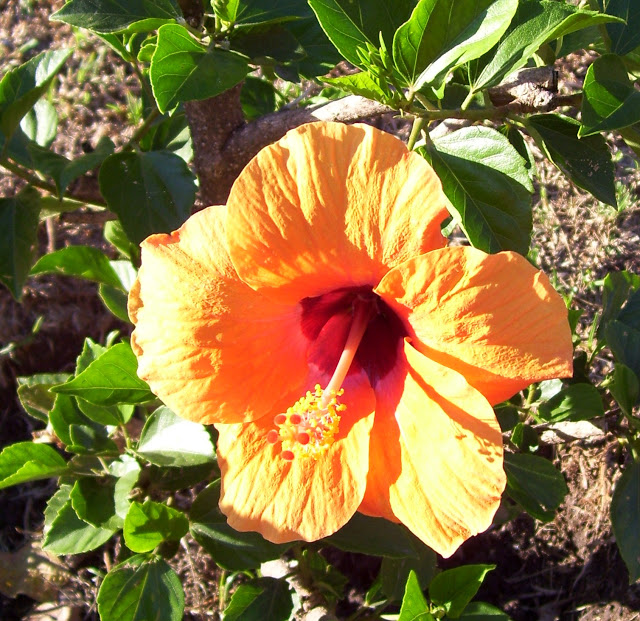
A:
[322, 297, 376, 405]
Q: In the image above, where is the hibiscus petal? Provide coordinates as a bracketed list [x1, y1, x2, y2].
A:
[358, 339, 406, 523]
[376, 247, 573, 405]
[226, 121, 449, 304]
[364, 341, 505, 557]
[129, 206, 309, 424]
[217, 370, 376, 543]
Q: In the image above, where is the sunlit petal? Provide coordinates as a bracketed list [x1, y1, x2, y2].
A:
[363, 341, 505, 557]
[376, 247, 573, 404]
[217, 370, 376, 543]
[129, 206, 309, 424]
[226, 122, 449, 304]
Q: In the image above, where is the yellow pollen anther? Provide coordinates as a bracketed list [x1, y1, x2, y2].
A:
[268, 385, 345, 460]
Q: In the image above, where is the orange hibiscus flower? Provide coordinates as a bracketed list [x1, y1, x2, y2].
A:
[128, 121, 573, 557]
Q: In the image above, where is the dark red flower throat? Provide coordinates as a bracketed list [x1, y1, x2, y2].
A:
[300, 286, 407, 388]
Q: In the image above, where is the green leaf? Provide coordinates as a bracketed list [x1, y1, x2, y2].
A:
[325, 71, 394, 103]
[232, 0, 309, 26]
[501, 125, 536, 178]
[381, 538, 437, 603]
[617, 287, 640, 330]
[605, 320, 640, 380]
[189, 480, 287, 570]
[137, 406, 216, 467]
[223, 577, 294, 621]
[44, 484, 73, 535]
[148, 462, 215, 491]
[510, 423, 539, 452]
[603, 284, 640, 379]
[611, 461, 640, 582]
[495, 405, 519, 433]
[97, 32, 134, 61]
[603, 0, 640, 56]
[471, 1, 619, 91]
[213, 0, 240, 23]
[70, 477, 123, 529]
[150, 24, 249, 113]
[283, 15, 343, 77]
[104, 220, 140, 261]
[240, 76, 278, 121]
[527, 113, 617, 207]
[392, 0, 438, 83]
[21, 99, 57, 147]
[537, 383, 605, 423]
[43, 497, 117, 554]
[580, 54, 640, 136]
[429, 564, 495, 618]
[395, 0, 517, 90]
[98, 261, 138, 323]
[74, 340, 135, 424]
[78, 399, 133, 426]
[69, 423, 118, 454]
[111, 456, 142, 519]
[309, 0, 414, 67]
[142, 112, 192, 163]
[52, 342, 155, 405]
[600, 271, 640, 333]
[124, 500, 188, 553]
[325, 512, 418, 558]
[16, 373, 70, 421]
[30, 246, 122, 288]
[0, 49, 71, 146]
[611, 363, 639, 415]
[75, 337, 107, 373]
[97, 558, 184, 621]
[0, 186, 41, 300]
[300, 548, 348, 600]
[49, 394, 91, 447]
[398, 570, 433, 621]
[49, 135, 115, 197]
[419, 126, 533, 254]
[457, 601, 513, 619]
[99, 284, 131, 322]
[99, 149, 196, 244]
[0, 442, 67, 489]
[504, 452, 568, 521]
[51, 0, 182, 34]
[231, 23, 303, 63]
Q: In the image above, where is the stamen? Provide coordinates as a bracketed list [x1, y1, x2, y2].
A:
[267, 297, 375, 461]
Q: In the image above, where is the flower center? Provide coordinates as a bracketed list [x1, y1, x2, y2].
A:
[266, 385, 346, 460]
[267, 296, 375, 461]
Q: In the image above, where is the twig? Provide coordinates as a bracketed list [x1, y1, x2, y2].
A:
[1, 159, 108, 209]
[59, 210, 117, 224]
[504, 416, 614, 446]
[122, 108, 162, 150]
[261, 558, 338, 621]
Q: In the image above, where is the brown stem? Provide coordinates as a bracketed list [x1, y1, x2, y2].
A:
[177, 0, 204, 27]
[186, 91, 392, 207]
[261, 558, 338, 621]
[184, 84, 246, 206]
